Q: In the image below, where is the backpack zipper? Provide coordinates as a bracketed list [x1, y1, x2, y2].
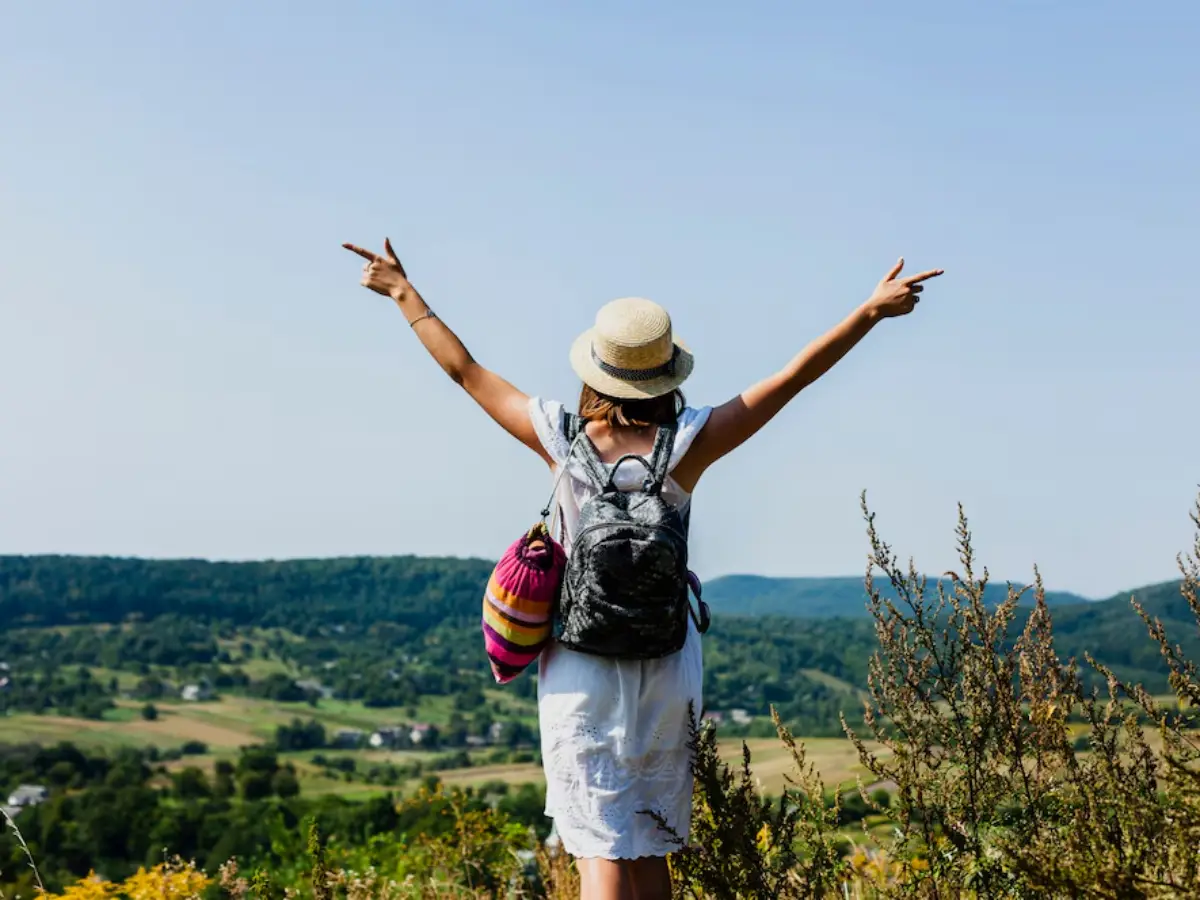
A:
[571, 520, 688, 548]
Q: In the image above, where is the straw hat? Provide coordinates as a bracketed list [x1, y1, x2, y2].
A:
[569, 297, 694, 400]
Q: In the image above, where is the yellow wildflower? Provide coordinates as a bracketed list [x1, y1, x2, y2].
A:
[120, 862, 212, 900]
[755, 823, 772, 852]
[47, 872, 116, 900]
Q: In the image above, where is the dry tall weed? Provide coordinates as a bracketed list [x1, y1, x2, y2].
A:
[844, 491, 1200, 899]
[1, 806, 45, 898]
[659, 707, 846, 898]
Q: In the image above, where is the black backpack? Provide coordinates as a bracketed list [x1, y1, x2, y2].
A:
[554, 414, 710, 659]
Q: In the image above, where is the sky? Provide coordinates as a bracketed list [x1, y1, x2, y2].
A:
[1, 1, 1197, 599]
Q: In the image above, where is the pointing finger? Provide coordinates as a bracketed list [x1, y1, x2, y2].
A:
[885, 257, 905, 281]
[901, 268, 944, 285]
[343, 243, 379, 262]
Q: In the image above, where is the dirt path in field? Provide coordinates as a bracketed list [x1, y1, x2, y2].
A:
[125, 712, 257, 748]
[26, 715, 118, 733]
[437, 763, 544, 786]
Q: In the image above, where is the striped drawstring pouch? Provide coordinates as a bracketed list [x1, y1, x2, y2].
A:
[482, 430, 583, 683]
[482, 523, 566, 683]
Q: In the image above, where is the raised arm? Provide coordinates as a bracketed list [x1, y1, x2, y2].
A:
[673, 259, 943, 490]
[344, 238, 552, 466]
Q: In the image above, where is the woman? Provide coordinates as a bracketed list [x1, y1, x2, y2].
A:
[343, 238, 942, 900]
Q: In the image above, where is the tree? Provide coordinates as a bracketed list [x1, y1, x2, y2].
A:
[141, 703, 159, 721]
[173, 767, 211, 800]
[240, 771, 274, 801]
[272, 768, 300, 799]
[213, 759, 236, 798]
[274, 718, 326, 752]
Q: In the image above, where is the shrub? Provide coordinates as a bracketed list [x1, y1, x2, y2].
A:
[843, 491, 1200, 898]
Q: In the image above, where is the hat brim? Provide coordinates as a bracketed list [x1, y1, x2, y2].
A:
[569, 329, 694, 401]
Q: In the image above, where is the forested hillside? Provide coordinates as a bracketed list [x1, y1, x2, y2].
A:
[0, 555, 870, 734]
[0, 555, 491, 630]
[0, 556, 1093, 627]
[1, 555, 1194, 707]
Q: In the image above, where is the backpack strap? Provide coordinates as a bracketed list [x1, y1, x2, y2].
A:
[539, 415, 591, 522]
[646, 424, 677, 493]
[562, 414, 609, 491]
[562, 415, 677, 494]
[687, 570, 711, 634]
[564, 413, 582, 442]
[597, 424, 678, 494]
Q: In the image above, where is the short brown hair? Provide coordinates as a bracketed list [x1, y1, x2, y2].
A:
[578, 384, 684, 428]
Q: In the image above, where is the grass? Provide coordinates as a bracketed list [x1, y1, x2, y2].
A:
[482, 688, 538, 716]
[3, 690, 547, 799]
[291, 734, 883, 798]
[437, 762, 545, 788]
[799, 668, 867, 698]
[86, 667, 144, 691]
[296, 734, 878, 798]
[234, 656, 297, 679]
[727, 736, 885, 795]
[213, 627, 308, 678]
[1, 713, 163, 750]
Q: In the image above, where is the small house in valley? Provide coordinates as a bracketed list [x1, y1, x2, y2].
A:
[410, 723, 435, 745]
[368, 727, 406, 750]
[180, 683, 214, 702]
[6, 784, 48, 810]
[296, 679, 335, 701]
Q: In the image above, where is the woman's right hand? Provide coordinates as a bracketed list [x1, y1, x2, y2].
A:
[343, 238, 414, 304]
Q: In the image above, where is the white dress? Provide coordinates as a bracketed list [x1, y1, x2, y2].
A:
[528, 397, 711, 860]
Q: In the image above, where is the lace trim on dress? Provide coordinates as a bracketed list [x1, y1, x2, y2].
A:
[542, 718, 693, 859]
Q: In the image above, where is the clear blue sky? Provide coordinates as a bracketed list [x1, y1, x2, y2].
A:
[1, 1, 1197, 598]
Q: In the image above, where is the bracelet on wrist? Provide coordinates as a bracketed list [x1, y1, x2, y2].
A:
[408, 309, 436, 328]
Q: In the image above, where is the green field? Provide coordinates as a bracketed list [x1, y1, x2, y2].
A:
[799, 668, 866, 697]
[4, 690, 530, 748]
[1, 694, 878, 796]
[13, 691, 1174, 800]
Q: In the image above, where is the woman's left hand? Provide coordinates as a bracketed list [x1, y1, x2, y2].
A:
[866, 258, 944, 319]
[343, 238, 413, 303]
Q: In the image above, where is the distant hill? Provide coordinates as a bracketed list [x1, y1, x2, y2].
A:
[702, 573, 1196, 691]
[1044, 579, 1197, 686]
[703, 574, 1093, 619]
